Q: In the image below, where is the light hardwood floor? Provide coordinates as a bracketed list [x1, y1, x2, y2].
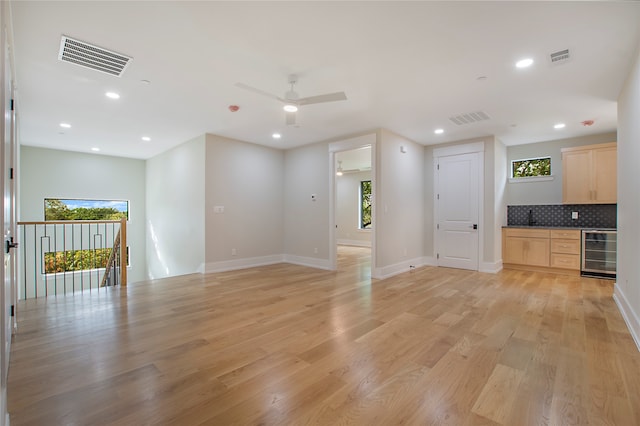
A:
[8, 246, 640, 425]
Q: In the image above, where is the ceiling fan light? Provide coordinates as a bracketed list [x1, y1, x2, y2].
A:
[283, 104, 298, 112]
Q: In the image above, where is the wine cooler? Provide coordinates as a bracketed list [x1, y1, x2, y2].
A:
[581, 230, 617, 279]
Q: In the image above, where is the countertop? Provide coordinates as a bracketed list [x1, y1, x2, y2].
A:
[503, 225, 617, 231]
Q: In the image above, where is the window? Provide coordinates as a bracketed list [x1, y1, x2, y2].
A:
[44, 248, 112, 274]
[43, 198, 130, 273]
[44, 198, 129, 221]
[43, 247, 129, 275]
[511, 157, 551, 178]
[359, 180, 372, 229]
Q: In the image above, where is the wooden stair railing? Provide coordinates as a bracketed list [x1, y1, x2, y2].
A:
[100, 230, 120, 287]
[100, 218, 127, 288]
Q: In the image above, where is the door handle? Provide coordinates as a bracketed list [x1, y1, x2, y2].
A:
[5, 237, 18, 254]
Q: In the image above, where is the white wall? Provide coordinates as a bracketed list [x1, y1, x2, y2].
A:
[375, 129, 424, 277]
[204, 134, 284, 271]
[19, 146, 147, 283]
[506, 132, 617, 205]
[494, 139, 507, 265]
[336, 170, 371, 247]
[615, 45, 640, 350]
[146, 135, 205, 279]
[284, 141, 331, 269]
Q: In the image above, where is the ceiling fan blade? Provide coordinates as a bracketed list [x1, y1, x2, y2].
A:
[235, 82, 285, 102]
[297, 92, 347, 106]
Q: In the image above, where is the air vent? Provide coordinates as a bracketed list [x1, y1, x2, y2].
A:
[448, 111, 491, 126]
[549, 49, 571, 65]
[58, 36, 132, 77]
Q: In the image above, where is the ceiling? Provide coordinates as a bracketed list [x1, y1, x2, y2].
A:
[10, 1, 640, 160]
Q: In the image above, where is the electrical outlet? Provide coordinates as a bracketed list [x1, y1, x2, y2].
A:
[314, 248, 318, 254]
[231, 248, 237, 256]
[572, 211, 578, 220]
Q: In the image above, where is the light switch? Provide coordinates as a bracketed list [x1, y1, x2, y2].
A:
[214, 206, 225, 214]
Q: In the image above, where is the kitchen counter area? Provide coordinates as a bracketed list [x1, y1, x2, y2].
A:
[503, 225, 617, 230]
[502, 222, 617, 277]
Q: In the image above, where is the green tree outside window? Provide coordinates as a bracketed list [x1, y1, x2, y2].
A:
[360, 180, 372, 229]
[512, 157, 551, 178]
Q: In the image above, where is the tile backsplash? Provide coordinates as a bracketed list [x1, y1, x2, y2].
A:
[507, 204, 616, 228]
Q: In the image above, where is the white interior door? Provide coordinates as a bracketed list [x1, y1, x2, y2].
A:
[1, 22, 16, 426]
[435, 152, 480, 270]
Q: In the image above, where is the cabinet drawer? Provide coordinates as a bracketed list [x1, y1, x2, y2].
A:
[550, 229, 581, 240]
[550, 253, 580, 270]
[551, 239, 581, 255]
[504, 228, 550, 238]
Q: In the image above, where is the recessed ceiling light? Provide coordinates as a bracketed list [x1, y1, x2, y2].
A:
[105, 92, 120, 99]
[141, 136, 151, 142]
[272, 133, 281, 139]
[59, 123, 71, 128]
[554, 123, 566, 129]
[434, 129, 444, 135]
[91, 147, 100, 152]
[516, 58, 534, 68]
[283, 104, 298, 112]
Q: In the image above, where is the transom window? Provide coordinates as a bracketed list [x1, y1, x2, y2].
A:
[44, 198, 129, 221]
[511, 157, 551, 178]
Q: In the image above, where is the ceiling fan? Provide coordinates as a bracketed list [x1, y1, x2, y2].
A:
[336, 160, 371, 176]
[236, 74, 347, 126]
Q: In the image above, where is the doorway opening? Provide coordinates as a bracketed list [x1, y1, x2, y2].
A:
[329, 134, 376, 276]
[335, 146, 372, 276]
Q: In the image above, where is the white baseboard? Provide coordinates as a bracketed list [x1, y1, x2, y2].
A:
[422, 256, 437, 267]
[337, 239, 371, 248]
[283, 254, 332, 271]
[372, 257, 428, 280]
[613, 283, 640, 352]
[480, 260, 503, 274]
[204, 254, 284, 274]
